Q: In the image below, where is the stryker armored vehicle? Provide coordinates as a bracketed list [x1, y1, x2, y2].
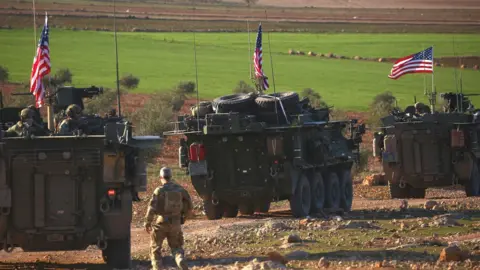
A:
[0, 86, 162, 269]
[373, 91, 480, 199]
[165, 91, 365, 219]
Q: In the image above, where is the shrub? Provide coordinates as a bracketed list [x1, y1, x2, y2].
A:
[368, 91, 397, 127]
[119, 73, 140, 90]
[4, 85, 33, 107]
[233, 80, 254, 94]
[53, 68, 73, 85]
[175, 81, 196, 94]
[301, 88, 328, 108]
[83, 88, 125, 115]
[0, 65, 9, 83]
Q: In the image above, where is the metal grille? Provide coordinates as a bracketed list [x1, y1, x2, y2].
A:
[9, 148, 101, 167]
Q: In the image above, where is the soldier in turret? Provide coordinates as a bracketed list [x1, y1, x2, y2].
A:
[144, 167, 193, 270]
[5, 108, 36, 137]
[57, 104, 84, 135]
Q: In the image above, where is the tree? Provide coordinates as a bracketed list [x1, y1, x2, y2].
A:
[119, 73, 140, 90]
[175, 81, 196, 94]
[233, 80, 254, 94]
[368, 91, 397, 127]
[244, 0, 259, 7]
[41, 68, 73, 88]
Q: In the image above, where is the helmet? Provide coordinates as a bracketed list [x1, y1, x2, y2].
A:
[66, 104, 82, 118]
[414, 102, 426, 112]
[159, 167, 172, 179]
[20, 108, 33, 120]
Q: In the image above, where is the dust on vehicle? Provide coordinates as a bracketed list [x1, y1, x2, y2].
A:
[165, 91, 365, 219]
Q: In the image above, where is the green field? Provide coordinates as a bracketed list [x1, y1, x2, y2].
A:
[1, 29, 479, 110]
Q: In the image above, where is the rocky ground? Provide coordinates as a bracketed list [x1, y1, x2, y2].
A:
[1, 183, 480, 270]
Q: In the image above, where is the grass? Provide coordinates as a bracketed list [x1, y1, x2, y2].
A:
[1, 29, 479, 110]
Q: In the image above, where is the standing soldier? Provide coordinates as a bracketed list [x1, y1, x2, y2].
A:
[144, 167, 193, 270]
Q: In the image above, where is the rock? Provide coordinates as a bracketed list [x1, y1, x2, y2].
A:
[263, 220, 290, 231]
[424, 200, 438, 210]
[308, 51, 317, 56]
[318, 257, 330, 268]
[286, 250, 309, 260]
[430, 215, 461, 227]
[267, 251, 288, 265]
[288, 49, 296, 55]
[432, 205, 444, 211]
[286, 234, 302, 243]
[461, 64, 467, 69]
[353, 56, 362, 60]
[378, 58, 385, 62]
[438, 246, 468, 262]
[280, 243, 302, 249]
[339, 221, 381, 230]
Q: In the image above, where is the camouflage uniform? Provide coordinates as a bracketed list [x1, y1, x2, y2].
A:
[5, 108, 35, 137]
[144, 167, 193, 270]
[57, 104, 82, 135]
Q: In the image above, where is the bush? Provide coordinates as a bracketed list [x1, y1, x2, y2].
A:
[368, 91, 397, 127]
[4, 85, 34, 107]
[119, 73, 140, 90]
[83, 88, 125, 115]
[301, 88, 328, 108]
[233, 80, 254, 94]
[175, 81, 196, 94]
[0, 65, 9, 83]
[52, 68, 73, 86]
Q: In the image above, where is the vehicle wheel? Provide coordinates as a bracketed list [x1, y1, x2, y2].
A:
[338, 169, 353, 212]
[223, 203, 239, 218]
[102, 234, 131, 269]
[465, 162, 480, 197]
[255, 201, 271, 213]
[323, 172, 341, 209]
[255, 92, 300, 113]
[203, 199, 223, 220]
[212, 93, 256, 113]
[239, 204, 255, 215]
[388, 181, 410, 199]
[408, 186, 426, 198]
[310, 172, 325, 214]
[290, 173, 311, 218]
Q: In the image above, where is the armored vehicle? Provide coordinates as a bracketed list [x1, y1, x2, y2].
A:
[165, 91, 365, 219]
[0, 86, 162, 269]
[373, 92, 480, 199]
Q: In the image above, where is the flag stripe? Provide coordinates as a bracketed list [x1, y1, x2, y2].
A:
[388, 47, 433, 80]
[253, 23, 269, 90]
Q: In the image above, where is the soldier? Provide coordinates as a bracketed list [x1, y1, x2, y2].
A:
[57, 104, 83, 135]
[144, 167, 193, 270]
[414, 102, 430, 115]
[5, 108, 36, 137]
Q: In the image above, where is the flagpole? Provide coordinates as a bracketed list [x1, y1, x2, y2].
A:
[422, 43, 427, 96]
[113, 0, 121, 117]
[33, 0, 37, 53]
[431, 45, 435, 112]
[192, 3, 200, 131]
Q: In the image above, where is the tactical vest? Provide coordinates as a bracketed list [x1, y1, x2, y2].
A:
[156, 188, 183, 217]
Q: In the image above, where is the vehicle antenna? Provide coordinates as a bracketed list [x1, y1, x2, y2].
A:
[264, 10, 279, 125]
[452, 36, 459, 113]
[193, 5, 200, 132]
[33, 0, 37, 53]
[247, 19, 253, 80]
[113, 0, 122, 117]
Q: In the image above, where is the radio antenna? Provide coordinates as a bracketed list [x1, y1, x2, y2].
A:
[113, 0, 121, 117]
[247, 19, 253, 80]
[193, 5, 200, 131]
[452, 36, 459, 112]
[32, 0, 37, 53]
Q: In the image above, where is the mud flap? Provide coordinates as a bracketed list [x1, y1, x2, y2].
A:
[0, 156, 10, 240]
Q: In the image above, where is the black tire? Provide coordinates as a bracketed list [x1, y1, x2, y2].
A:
[192, 101, 214, 117]
[338, 170, 353, 212]
[310, 172, 325, 214]
[239, 203, 255, 215]
[290, 173, 311, 218]
[203, 199, 223, 220]
[388, 181, 410, 199]
[255, 92, 300, 113]
[323, 172, 341, 209]
[255, 201, 271, 213]
[409, 187, 426, 198]
[212, 93, 256, 113]
[223, 203, 239, 218]
[103, 234, 131, 269]
[465, 162, 480, 197]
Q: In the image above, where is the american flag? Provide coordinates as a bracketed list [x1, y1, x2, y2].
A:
[388, 46, 433, 80]
[253, 23, 269, 90]
[30, 14, 51, 108]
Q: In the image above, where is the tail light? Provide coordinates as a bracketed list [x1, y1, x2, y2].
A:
[107, 189, 116, 199]
[189, 143, 205, 162]
[451, 129, 465, 147]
